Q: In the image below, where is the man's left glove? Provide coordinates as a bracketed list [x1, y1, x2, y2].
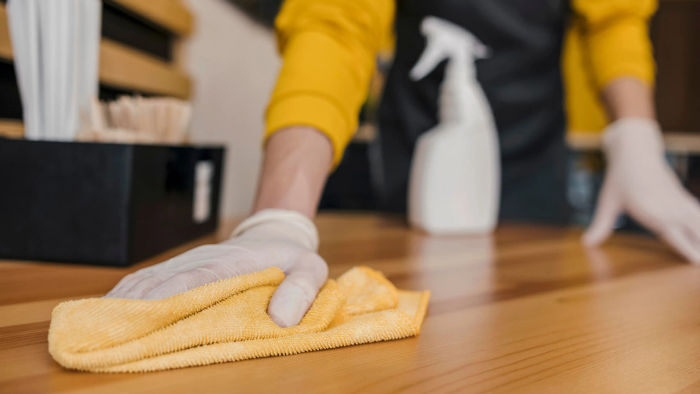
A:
[583, 118, 700, 263]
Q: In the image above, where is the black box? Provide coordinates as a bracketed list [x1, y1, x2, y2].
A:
[0, 138, 225, 266]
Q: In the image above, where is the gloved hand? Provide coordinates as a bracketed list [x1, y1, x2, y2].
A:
[106, 209, 329, 327]
[583, 118, 700, 264]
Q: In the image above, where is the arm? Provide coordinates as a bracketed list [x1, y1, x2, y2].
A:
[266, 0, 395, 166]
[601, 76, 655, 121]
[253, 126, 333, 219]
[106, 0, 397, 326]
[570, 0, 657, 94]
[105, 126, 335, 327]
[254, 0, 395, 217]
[576, 2, 700, 262]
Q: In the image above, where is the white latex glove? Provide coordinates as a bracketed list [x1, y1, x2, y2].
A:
[583, 118, 700, 264]
[106, 209, 329, 327]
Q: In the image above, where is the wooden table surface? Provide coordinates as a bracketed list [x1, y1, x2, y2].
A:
[1, 213, 699, 393]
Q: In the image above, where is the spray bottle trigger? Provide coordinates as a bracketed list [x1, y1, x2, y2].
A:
[409, 38, 448, 81]
[473, 42, 489, 59]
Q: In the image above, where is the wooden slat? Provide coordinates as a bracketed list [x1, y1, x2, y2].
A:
[99, 39, 191, 98]
[109, 0, 193, 36]
[566, 132, 604, 151]
[0, 119, 23, 138]
[0, 3, 12, 59]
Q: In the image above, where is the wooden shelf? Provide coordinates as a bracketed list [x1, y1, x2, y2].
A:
[99, 39, 191, 98]
[0, 3, 191, 99]
[0, 119, 23, 138]
[353, 126, 700, 155]
[568, 131, 700, 154]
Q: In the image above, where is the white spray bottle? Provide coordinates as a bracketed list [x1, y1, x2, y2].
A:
[408, 17, 500, 234]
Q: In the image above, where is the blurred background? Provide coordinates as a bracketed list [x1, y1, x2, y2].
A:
[0, 0, 698, 223]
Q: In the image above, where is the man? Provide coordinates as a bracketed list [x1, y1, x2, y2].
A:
[107, 0, 700, 327]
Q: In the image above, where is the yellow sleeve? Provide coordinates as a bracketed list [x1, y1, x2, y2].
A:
[264, 0, 395, 165]
[564, 0, 657, 133]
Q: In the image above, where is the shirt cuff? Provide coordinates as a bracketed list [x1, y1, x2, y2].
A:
[265, 93, 352, 167]
[587, 16, 656, 89]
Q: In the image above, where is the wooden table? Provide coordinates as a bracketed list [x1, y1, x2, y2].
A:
[1, 214, 699, 393]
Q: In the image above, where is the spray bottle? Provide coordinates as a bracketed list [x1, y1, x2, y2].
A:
[408, 17, 500, 234]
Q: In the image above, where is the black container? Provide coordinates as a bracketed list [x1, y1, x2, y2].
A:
[0, 138, 225, 266]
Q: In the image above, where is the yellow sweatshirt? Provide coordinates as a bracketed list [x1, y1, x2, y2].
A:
[265, 0, 657, 165]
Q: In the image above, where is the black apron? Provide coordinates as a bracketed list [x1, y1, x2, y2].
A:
[373, 0, 572, 224]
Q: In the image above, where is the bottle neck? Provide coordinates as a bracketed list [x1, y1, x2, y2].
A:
[438, 59, 479, 124]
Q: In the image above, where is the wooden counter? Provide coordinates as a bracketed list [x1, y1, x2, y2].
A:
[1, 214, 698, 393]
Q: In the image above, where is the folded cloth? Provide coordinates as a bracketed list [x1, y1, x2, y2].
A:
[49, 266, 430, 372]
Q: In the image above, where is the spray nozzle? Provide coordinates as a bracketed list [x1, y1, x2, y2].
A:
[410, 16, 489, 81]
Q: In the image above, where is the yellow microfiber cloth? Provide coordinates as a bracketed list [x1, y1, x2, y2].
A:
[48, 266, 430, 372]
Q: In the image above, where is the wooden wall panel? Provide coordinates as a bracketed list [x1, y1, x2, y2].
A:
[652, 0, 700, 133]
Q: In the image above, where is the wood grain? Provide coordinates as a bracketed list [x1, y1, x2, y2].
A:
[0, 213, 698, 393]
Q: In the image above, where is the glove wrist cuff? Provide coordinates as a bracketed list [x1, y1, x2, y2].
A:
[602, 118, 664, 157]
[231, 209, 319, 251]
